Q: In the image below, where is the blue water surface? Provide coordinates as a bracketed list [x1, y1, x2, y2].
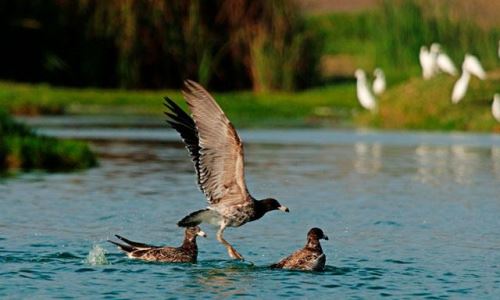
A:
[1, 127, 500, 299]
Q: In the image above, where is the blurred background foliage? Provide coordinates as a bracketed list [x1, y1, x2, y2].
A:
[0, 0, 499, 172]
[0, 0, 321, 91]
[0, 0, 498, 91]
[310, 0, 499, 84]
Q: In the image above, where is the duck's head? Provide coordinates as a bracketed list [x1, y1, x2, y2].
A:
[307, 227, 329, 241]
[185, 226, 207, 241]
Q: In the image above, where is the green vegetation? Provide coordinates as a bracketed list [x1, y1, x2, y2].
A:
[0, 0, 498, 132]
[0, 81, 358, 127]
[1, 0, 321, 91]
[0, 111, 97, 172]
[308, 0, 499, 83]
[357, 74, 500, 132]
[1, 71, 498, 132]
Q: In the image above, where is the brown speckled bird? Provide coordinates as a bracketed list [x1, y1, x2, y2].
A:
[271, 228, 328, 271]
[108, 226, 206, 263]
[164, 80, 289, 260]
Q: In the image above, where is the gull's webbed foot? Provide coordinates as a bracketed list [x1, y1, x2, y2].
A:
[227, 246, 244, 260]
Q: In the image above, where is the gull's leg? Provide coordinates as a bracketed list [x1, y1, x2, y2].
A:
[216, 222, 243, 260]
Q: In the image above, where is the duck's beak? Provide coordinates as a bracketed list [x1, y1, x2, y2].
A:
[197, 230, 207, 238]
[323, 235, 329, 240]
[278, 205, 290, 212]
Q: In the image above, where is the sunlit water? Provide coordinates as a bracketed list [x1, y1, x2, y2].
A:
[2, 126, 500, 299]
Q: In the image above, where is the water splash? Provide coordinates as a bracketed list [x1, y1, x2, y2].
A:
[85, 245, 109, 266]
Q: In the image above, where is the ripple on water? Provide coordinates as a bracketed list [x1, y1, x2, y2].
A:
[373, 221, 402, 227]
[321, 283, 341, 289]
[75, 268, 96, 273]
[101, 268, 119, 273]
[33, 252, 81, 264]
[384, 259, 414, 265]
[325, 266, 354, 275]
[29, 243, 58, 248]
[18, 268, 54, 281]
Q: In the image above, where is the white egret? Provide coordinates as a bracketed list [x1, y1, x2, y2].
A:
[436, 53, 457, 76]
[419, 46, 434, 80]
[451, 68, 470, 104]
[492, 94, 500, 122]
[373, 68, 386, 95]
[431, 43, 457, 76]
[429, 43, 441, 76]
[463, 54, 486, 80]
[354, 69, 377, 112]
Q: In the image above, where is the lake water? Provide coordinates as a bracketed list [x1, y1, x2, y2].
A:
[2, 120, 500, 299]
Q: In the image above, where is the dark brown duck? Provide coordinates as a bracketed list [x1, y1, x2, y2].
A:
[164, 80, 289, 260]
[108, 226, 206, 263]
[271, 228, 328, 271]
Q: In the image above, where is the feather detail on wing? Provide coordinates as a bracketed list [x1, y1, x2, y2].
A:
[271, 250, 325, 271]
[179, 80, 249, 205]
[164, 97, 202, 187]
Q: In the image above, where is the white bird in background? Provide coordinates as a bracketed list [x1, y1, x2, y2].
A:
[492, 94, 500, 122]
[373, 68, 386, 95]
[451, 68, 471, 104]
[431, 43, 458, 76]
[436, 52, 458, 76]
[419, 46, 434, 80]
[462, 54, 487, 80]
[354, 69, 377, 112]
[498, 40, 500, 59]
[429, 43, 441, 76]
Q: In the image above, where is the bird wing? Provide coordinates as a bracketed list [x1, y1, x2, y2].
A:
[165, 97, 202, 183]
[177, 80, 249, 205]
[271, 249, 323, 271]
[270, 251, 296, 269]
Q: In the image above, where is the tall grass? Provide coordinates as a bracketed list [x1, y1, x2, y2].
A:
[308, 0, 499, 83]
[374, 0, 499, 80]
[236, 1, 322, 91]
[0, 0, 322, 91]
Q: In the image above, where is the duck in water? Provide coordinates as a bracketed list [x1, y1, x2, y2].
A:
[108, 226, 206, 263]
[271, 228, 328, 271]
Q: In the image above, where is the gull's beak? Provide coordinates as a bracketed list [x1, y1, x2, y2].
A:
[323, 235, 329, 240]
[278, 206, 290, 213]
[197, 230, 207, 238]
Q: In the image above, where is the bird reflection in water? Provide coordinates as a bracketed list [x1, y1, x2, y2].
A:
[415, 145, 449, 184]
[491, 147, 500, 180]
[354, 142, 382, 175]
[450, 145, 480, 185]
